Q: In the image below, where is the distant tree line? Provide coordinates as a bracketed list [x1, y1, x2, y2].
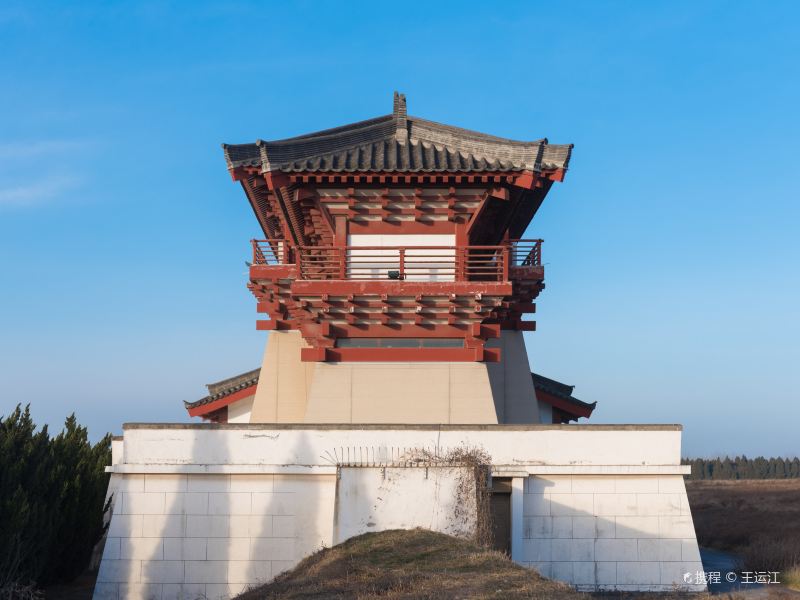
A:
[683, 456, 800, 479]
[0, 405, 111, 592]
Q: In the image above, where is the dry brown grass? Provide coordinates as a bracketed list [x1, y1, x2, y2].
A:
[687, 479, 800, 590]
[784, 567, 800, 591]
[235, 528, 721, 599]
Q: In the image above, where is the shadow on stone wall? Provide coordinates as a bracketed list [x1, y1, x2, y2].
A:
[519, 475, 704, 592]
[122, 428, 332, 600]
[94, 433, 704, 597]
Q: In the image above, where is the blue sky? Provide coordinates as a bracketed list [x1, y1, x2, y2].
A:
[1, 1, 798, 456]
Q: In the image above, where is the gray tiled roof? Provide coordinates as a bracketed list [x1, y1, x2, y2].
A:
[532, 373, 596, 412]
[184, 368, 260, 410]
[223, 92, 572, 174]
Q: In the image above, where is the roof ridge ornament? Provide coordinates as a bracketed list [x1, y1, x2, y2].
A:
[255, 139, 273, 173]
[393, 91, 408, 143]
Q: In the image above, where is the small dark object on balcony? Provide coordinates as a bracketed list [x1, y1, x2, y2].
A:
[388, 270, 401, 280]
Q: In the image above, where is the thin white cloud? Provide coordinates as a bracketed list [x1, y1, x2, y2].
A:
[0, 174, 83, 207]
[0, 139, 95, 208]
[0, 139, 95, 161]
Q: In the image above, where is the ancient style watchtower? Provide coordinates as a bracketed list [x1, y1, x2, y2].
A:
[221, 93, 573, 424]
[100, 96, 701, 598]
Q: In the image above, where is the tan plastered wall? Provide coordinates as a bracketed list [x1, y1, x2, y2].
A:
[250, 330, 540, 424]
[487, 331, 540, 423]
[250, 332, 316, 423]
[303, 361, 500, 423]
[227, 396, 254, 423]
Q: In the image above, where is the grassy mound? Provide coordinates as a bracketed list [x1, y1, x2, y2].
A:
[235, 528, 577, 599]
[234, 529, 727, 599]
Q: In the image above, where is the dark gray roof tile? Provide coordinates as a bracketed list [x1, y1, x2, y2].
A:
[223, 92, 572, 175]
[184, 368, 260, 410]
[532, 373, 596, 412]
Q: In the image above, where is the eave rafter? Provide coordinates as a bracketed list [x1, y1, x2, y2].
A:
[280, 169, 565, 186]
[231, 166, 565, 185]
[240, 174, 292, 242]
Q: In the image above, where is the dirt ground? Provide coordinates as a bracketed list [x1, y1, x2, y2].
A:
[44, 572, 96, 599]
[686, 479, 800, 593]
[686, 480, 800, 553]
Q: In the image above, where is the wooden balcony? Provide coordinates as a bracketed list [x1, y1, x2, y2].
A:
[251, 239, 542, 283]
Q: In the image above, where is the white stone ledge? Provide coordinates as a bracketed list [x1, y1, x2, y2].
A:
[120, 427, 684, 467]
[493, 465, 691, 476]
[106, 464, 689, 476]
[106, 465, 338, 475]
[122, 423, 683, 431]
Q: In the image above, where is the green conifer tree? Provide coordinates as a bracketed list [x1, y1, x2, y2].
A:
[0, 405, 111, 589]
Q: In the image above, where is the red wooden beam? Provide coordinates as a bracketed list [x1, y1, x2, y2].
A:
[512, 171, 537, 190]
[263, 172, 291, 189]
[300, 347, 501, 363]
[499, 320, 536, 331]
[465, 186, 499, 239]
[256, 320, 292, 331]
[290, 280, 513, 296]
[535, 389, 594, 419]
[348, 221, 454, 235]
[488, 186, 510, 201]
[249, 264, 298, 280]
[300, 323, 500, 339]
[510, 303, 537, 313]
[282, 170, 535, 186]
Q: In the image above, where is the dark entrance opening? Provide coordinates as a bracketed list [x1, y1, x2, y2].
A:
[490, 477, 512, 554]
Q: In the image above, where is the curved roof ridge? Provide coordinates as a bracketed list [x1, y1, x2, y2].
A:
[409, 115, 547, 146]
[222, 92, 572, 173]
[260, 114, 395, 145]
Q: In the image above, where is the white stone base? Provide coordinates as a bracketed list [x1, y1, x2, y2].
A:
[520, 474, 702, 592]
[95, 425, 705, 598]
[95, 472, 332, 600]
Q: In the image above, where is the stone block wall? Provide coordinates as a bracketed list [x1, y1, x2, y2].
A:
[94, 473, 336, 600]
[95, 425, 703, 597]
[519, 475, 704, 592]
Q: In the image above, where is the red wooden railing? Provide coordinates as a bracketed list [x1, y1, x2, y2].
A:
[251, 239, 542, 282]
[508, 239, 542, 267]
[252, 240, 290, 265]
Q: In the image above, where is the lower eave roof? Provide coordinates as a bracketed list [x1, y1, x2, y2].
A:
[185, 367, 594, 417]
[532, 373, 597, 417]
[184, 368, 260, 411]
